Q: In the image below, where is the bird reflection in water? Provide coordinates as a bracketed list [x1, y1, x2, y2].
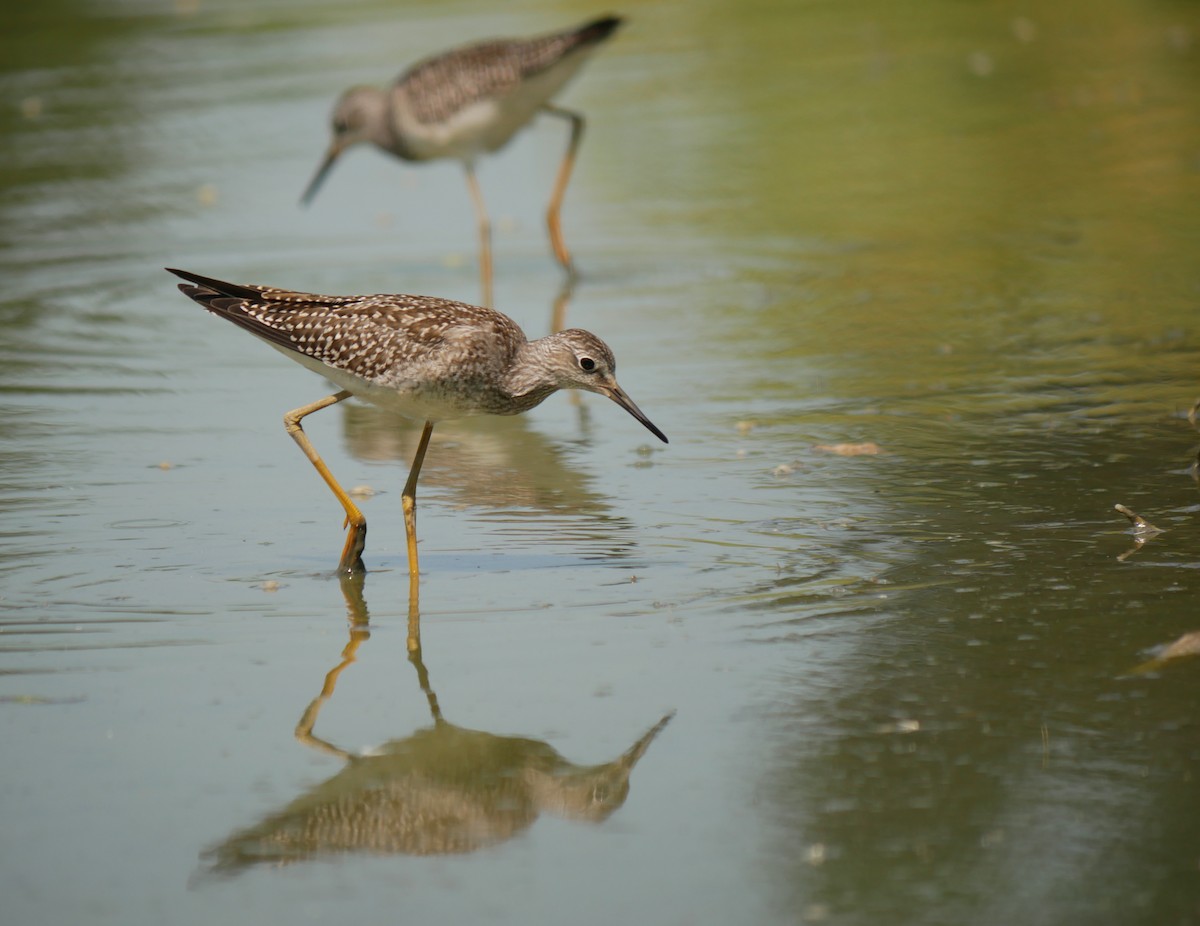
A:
[197, 574, 672, 875]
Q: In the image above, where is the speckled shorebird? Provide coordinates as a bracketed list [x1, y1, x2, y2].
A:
[167, 268, 666, 576]
[300, 15, 624, 306]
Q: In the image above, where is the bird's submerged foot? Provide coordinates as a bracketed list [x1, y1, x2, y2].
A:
[337, 521, 367, 575]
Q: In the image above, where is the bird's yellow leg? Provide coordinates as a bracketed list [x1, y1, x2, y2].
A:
[542, 104, 585, 278]
[283, 390, 365, 574]
[463, 164, 494, 307]
[401, 421, 436, 583]
[550, 277, 582, 410]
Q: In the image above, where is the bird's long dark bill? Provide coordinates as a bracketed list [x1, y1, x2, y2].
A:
[605, 385, 668, 444]
[300, 145, 343, 206]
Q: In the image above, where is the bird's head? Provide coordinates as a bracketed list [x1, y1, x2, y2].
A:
[300, 86, 387, 206]
[544, 329, 668, 444]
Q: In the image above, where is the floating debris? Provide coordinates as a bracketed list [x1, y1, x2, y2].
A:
[1130, 630, 1200, 674]
[736, 420, 757, 435]
[815, 442, 881, 456]
[967, 50, 995, 77]
[260, 580, 281, 593]
[1011, 17, 1038, 43]
[349, 484, 376, 499]
[1113, 503, 1163, 537]
[1159, 631, 1200, 661]
[1114, 504, 1164, 561]
[878, 719, 920, 734]
[1167, 24, 1194, 54]
[156, 460, 173, 471]
[0, 694, 86, 705]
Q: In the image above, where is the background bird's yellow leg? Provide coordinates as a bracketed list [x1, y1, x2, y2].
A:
[549, 276, 583, 412]
[463, 164, 494, 307]
[542, 104, 585, 277]
[401, 421, 436, 582]
[283, 390, 365, 574]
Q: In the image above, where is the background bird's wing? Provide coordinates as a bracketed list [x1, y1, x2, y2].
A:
[398, 18, 618, 124]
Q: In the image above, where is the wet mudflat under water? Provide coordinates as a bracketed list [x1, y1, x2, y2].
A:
[3, 1, 1200, 924]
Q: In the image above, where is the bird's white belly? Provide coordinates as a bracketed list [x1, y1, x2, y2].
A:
[402, 98, 509, 161]
[266, 342, 490, 423]
[398, 51, 595, 162]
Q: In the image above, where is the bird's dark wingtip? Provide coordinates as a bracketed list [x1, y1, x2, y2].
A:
[579, 15, 624, 44]
[166, 267, 218, 289]
[165, 268, 261, 301]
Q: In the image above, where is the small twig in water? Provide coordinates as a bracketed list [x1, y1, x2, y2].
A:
[1113, 503, 1164, 538]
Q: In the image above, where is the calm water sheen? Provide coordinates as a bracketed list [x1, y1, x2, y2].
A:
[3, 1, 1200, 924]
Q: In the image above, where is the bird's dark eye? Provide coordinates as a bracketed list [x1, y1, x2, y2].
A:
[579, 357, 596, 372]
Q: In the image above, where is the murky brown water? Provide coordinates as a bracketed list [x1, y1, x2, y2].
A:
[3, 1, 1200, 924]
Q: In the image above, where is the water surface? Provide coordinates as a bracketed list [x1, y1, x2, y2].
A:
[3, 1, 1200, 924]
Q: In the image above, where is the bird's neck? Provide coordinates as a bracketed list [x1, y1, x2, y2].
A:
[500, 336, 561, 408]
[357, 88, 400, 152]
[380, 87, 420, 159]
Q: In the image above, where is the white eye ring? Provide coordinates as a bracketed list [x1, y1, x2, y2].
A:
[579, 356, 596, 372]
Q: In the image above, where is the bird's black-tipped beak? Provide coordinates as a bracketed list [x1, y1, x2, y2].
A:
[604, 384, 668, 444]
[300, 143, 344, 206]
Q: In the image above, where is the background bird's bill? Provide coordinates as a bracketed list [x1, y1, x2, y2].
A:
[301, 141, 345, 206]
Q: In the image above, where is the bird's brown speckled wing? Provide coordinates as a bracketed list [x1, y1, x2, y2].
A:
[168, 269, 523, 385]
[398, 16, 621, 125]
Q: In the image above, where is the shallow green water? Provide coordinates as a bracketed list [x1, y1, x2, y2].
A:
[3, 1, 1200, 924]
